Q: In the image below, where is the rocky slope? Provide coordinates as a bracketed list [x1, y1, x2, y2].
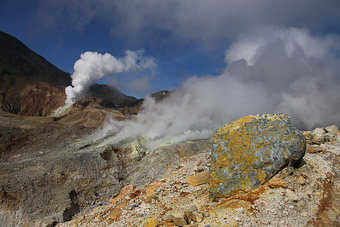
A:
[1, 107, 339, 227]
[0, 109, 212, 227]
[57, 128, 340, 227]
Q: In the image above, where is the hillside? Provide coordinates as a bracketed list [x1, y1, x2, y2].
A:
[0, 31, 71, 87]
[0, 31, 141, 117]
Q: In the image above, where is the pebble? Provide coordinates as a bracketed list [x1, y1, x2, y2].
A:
[143, 218, 158, 227]
[268, 178, 288, 188]
[171, 210, 187, 226]
[297, 176, 307, 185]
[286, 189, 298, 202]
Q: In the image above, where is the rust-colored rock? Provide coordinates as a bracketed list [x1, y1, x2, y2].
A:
[110, 185, 136, 204]
[186, 171, 210, 186]
[306, 145, 323, 153]
[162, 221, 175, 227]
[268, 178, 288, 188]
[109, 208, 122, 221]
[146, 182, 164, 196]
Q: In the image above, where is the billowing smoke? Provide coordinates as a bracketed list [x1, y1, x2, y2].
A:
[94, 27, 340, 149]
[65, 49, 156, 105]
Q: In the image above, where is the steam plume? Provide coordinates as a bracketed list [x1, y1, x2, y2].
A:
[95, 27, 340, 149]
[65, 49, 156, 105]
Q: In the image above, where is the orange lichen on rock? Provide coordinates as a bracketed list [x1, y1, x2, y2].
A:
[210, 113, 306, 200]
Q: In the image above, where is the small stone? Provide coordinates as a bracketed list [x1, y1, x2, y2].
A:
[296, 200, 306, 209]
[268, 178, 288, 188]
[235, 207, 244, 213]
[186, 205, 198, 213]
[201, 211, 210, 217]
[163, 215, 174, 222]
[194, 167, 205, 173]
[162, 221, 175, 227]
[128, 203, 139, 209]
[110, 185, 136, 204]
[192, 211, 203, 222]
[94, 217, 101, 222]
[306, 145, 323, 153]
[229, 219, 239, 227]
[184, 211, 192, 224]
[171, 211, 187, 226]
[325, 125, 339, 134]
[147, 182, 164, 196]
[144, 196, 152, 203]
[301, 211, 308, 217]
[297, 176, 307, 185]
[180, 191, 190, 197]
[286, 189, 298, 202]
[143, 218, 159, 227]
[109, 208, 122, 221]
[171, 198, 179, 203]
[130, 189, 141, 199]
[310, 128, 327, 144]
[186, 171, 210, 186]
[184, 225, 198, 227]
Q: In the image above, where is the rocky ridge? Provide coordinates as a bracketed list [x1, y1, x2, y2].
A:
[57, 125, 340, 227]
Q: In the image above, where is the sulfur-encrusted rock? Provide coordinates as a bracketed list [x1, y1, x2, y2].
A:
[210, 113, 306, 199]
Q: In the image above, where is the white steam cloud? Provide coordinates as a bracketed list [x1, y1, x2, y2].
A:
[65, 49, 156, 105]
[95, 27, 340, 149]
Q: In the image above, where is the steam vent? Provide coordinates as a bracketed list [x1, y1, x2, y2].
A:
[210, 113, 306, 199]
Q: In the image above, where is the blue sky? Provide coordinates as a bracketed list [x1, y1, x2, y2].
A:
[1, 0, 340, 97]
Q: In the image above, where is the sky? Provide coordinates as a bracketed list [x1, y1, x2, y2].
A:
[1, 0, 340, 98]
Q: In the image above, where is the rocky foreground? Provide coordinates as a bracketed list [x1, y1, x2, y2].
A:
[0, 109, 210, 227]
[0, 110, 339, 227]
[56, 124, 340, 227]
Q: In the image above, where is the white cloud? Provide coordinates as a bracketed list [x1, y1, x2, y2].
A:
[35, 0, 340, 44]
[93, 27, 340, 149]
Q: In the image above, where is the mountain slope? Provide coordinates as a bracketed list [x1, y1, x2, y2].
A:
[0, 31, 140, 116]
[0, 31, 71, 87]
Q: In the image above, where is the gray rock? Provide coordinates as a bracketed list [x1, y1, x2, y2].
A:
[210, 113, 306, 200]
[311, 128, 327, 144]
[325, 125, 339, 134]
[0, 144, 121, 227]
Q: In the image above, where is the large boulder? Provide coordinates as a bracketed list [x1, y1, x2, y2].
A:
[210, 113, 306, 199]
